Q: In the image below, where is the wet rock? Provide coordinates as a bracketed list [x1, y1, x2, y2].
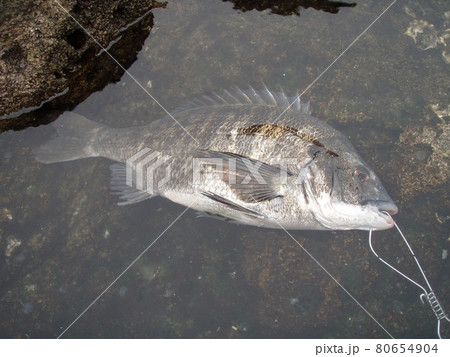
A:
[431, 103, 450, 121]
[405, 19, 442, 50]
[0, 0, 167, 131]
[5, 236, 21, 257]
[0, 208, 13, 222]
[412, 150, 429, 162]
[398, 122, 449, 200]
[404, 4, 450, 64]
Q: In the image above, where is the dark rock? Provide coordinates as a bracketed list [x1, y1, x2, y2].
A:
[0, 0, 166, 131]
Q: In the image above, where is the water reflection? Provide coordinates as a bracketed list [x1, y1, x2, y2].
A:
[224, 0, 356, 16]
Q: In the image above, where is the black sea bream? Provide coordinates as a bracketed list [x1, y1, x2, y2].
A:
[34, 88, 398, 230]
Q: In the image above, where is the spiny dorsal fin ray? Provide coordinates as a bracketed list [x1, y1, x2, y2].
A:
[172, 86, 312, 115]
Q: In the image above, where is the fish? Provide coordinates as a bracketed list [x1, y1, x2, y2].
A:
[33, 87, 398, 230]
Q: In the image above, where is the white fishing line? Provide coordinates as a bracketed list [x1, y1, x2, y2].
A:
[369, 213, 449, 339]
[53, 0, 199, 145]
[276, 221, 395, 338]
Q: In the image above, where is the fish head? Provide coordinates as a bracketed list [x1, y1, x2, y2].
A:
[299, 151, 398, 231]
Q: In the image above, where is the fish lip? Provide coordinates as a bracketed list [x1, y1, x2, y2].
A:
[365, 200, 398, 229]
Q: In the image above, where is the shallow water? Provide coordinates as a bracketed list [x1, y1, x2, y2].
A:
[0, 0, 449, 338]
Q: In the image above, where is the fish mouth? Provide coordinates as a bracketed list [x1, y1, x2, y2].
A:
[366, 200, 398, 229]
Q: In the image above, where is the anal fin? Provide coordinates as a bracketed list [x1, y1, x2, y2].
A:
[110, 163, 154, 205]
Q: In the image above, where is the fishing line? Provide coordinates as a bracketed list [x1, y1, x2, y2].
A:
[277, 222, 395, 338]
[272, 0, 399, 125]
[369, 213, 449, 339]
[350, 254, 412, 264]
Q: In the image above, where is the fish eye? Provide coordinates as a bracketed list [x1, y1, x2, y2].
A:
[354, 169, 369, 182]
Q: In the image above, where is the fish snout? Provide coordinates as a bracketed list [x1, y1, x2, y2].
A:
[372, 200, 398, 215]
[362, 200, 398, 215]
[362, 200, 398, 230]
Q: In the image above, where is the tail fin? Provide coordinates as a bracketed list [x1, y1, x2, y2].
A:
[33, 112, 105, 163]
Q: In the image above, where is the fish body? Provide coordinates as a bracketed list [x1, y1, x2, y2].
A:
[34, 88, 398, 230]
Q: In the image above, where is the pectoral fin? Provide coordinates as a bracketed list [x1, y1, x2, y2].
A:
[196, 150, 290, 203]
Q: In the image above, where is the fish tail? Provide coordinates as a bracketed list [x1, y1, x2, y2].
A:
[33, 112, 105, 163]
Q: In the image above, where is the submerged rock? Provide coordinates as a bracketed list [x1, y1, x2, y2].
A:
[5, 236, 21, 257]
[404, 4, 450, 64]
[398, 121, 449, 200]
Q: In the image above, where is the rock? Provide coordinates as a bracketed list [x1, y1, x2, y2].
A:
[404, 4, 450, 64]
[398, 121, 449, 200]
[5, 236, 21, 257]
[0, 0, 166, 131]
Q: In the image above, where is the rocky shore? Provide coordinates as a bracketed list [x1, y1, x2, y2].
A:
[0, 0, 166, 132]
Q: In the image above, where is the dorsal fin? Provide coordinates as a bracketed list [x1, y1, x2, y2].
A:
[172, 86, 312, 115]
